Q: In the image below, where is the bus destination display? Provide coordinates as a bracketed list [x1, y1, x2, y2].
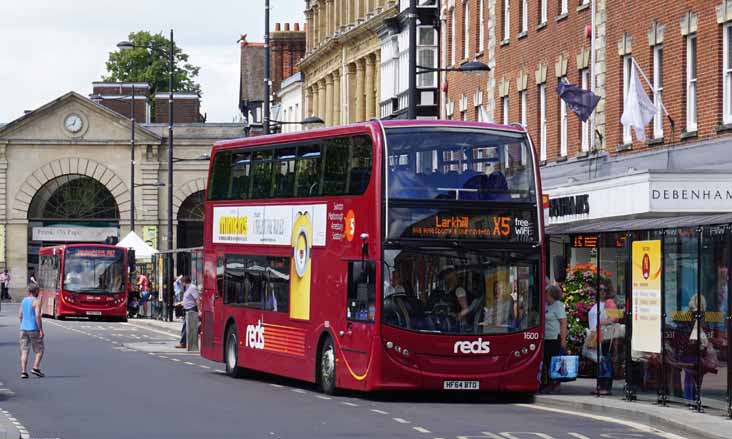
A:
[391, 209, 536, 242]
[68, 248, 119, 258]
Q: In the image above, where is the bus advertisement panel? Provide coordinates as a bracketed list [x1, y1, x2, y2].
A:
[200, 120, 544, 395]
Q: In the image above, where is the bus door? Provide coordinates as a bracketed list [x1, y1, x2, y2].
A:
[339, 260, 376, 380]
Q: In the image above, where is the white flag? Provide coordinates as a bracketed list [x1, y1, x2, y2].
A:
[478, 105, 491, 123]
[620, 62, 656, 141]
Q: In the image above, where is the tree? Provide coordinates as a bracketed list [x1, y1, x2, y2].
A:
[103, 31, 202, 97]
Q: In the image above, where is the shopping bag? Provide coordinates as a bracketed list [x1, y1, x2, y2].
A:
[598, 355, 613, 379]
[549, 355, 579, 382]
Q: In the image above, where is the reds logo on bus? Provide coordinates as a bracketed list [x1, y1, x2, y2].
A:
[245, 320, 265, 350]
[642, 253, 651, 280]
[454, 338, 491, 354]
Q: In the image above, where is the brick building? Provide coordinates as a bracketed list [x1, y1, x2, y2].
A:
[91, 82, 204, 124]
[238, 24, 306, 133]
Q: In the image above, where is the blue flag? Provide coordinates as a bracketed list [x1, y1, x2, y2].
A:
[556, 81, 601, 122]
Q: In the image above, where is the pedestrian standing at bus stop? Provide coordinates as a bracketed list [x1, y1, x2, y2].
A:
[0, 270, 11, 301]
[18, 284, 44, 379]
[175, 276, 200, 349]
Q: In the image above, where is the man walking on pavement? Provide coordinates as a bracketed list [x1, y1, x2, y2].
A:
[19, 284, 44, 378]
[175, 276, 200, 349]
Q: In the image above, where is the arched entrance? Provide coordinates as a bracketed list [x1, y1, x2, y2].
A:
[27, 174, 120, 272]
[176, 191, 204, 249]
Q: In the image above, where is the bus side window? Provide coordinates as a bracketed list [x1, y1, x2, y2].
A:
[347, 261, 376, 322]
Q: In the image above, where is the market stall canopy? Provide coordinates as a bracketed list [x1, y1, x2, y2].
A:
[116, 231, 159, 259]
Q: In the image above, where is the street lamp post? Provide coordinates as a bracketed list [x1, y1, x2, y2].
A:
[166, 29, 175, 322]
[117, 29, 177, 321]
[407, 0, 417, 119]
[130, 84, 136, 231]
[263, 0, 271, 135]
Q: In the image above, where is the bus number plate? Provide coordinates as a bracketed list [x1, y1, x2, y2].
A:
[86, 311, 102, 316]
[443, 380, 480, 390]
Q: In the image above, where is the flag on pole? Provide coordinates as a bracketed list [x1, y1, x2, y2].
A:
[620, 62, 656, 141]
[556, 81, 601, 122]
[478, 105, 491, 123]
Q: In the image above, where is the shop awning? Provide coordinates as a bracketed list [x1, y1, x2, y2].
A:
[545, 213, 732, 235]
[116, 231, 159, 259]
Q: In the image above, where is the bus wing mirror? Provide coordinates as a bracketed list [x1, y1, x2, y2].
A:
[360, 233, 369, 259]
[128, 249, 136, 273]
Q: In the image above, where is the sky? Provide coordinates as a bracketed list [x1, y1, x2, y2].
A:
[0, 0, 305, 124]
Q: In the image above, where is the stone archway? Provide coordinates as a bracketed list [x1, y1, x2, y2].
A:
[176, 190, 204, 249]
[12, 157, 131, 221]
[172, 177, 206, 222]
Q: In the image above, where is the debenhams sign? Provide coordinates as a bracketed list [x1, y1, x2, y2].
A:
[650, 181, 732, 211]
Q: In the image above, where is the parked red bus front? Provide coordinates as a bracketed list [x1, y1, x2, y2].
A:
[200, 120, 545, 394]
[38, 244, 130, 321]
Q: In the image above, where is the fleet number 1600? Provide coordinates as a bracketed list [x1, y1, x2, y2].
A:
[524, 332, 540, 340]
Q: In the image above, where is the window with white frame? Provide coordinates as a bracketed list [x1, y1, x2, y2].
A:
[520, 90, 527, 128]
[418, 26, 438, 88]
[559, 77, 568, 156]
[622, 55, 633, 144]
[686, 33, 697, 132]
[559, 0, 567, 15]
[580, 68, 590, 151]
[653, 45, 664, 139]
[502, 96, 509, 125]
[539, 0, 547, 24]
[450, 7, 456, 65]
[479, 0, 485, 52]
[724, 24, 732, 124]
[521, 0, 528, 33]
[503, 0, 510, 41]
[463, 0, 470, 59]
[539, 84, 547, 161]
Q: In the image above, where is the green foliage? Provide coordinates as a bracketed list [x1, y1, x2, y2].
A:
[103, 31, 201, 97]
[561, 263, 612, 353]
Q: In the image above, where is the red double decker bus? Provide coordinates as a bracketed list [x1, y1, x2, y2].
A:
[201, 120, 545, 394]
[38, 244, 132, 321]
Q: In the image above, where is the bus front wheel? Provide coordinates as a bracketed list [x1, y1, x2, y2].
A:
[225, 325, 244, 378]
[318, 337, 337, 395]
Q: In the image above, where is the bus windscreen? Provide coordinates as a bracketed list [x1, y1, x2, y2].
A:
[382, 248, 541, 335]
[385, 127, 535, 202]
[63, 248, 126, 294]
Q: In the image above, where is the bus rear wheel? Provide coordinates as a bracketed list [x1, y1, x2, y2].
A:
[318, 337, 337, 395]
[225, 326, 244, 378]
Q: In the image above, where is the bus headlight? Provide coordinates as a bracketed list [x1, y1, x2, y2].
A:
[386, 341, 394, 349]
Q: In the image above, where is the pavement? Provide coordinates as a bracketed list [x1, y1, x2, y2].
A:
[0, 306, 727, 439]
[536, 379, 731, 439]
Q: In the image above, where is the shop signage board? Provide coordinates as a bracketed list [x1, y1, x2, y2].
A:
[32, 226, 118, 242]
[631, 240, 662, 353]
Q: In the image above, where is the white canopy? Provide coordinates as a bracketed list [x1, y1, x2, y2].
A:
[116, 231, 159, 259]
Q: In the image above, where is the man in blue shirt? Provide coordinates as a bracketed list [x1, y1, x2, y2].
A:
[18, 284, 44, 378]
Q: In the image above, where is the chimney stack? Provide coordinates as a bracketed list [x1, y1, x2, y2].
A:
[275, 23, 281, 31]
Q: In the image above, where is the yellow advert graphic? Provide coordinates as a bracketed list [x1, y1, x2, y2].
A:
[290, 211, 312, 320]
[218, 216, 248, 238]
[631, 240, 662, 353]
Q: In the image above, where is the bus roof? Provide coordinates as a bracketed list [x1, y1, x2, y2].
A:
[212, 120, 526, 152]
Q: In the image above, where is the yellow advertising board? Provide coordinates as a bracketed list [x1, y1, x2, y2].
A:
[289, 211, 312, 320]
[0, 225, 5, 263]
[631, 240, 662, 353]
[142, 226, 158, 250]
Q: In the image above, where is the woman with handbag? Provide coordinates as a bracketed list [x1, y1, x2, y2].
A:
[587, 284, 621, 395]
[542, 284, 567, 393]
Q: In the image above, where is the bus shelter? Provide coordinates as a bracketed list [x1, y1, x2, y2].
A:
[547, 215, 732, 417]
[151, 247, 203, 321]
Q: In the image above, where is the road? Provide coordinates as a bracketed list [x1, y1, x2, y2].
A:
[0, 303, 684, 439]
